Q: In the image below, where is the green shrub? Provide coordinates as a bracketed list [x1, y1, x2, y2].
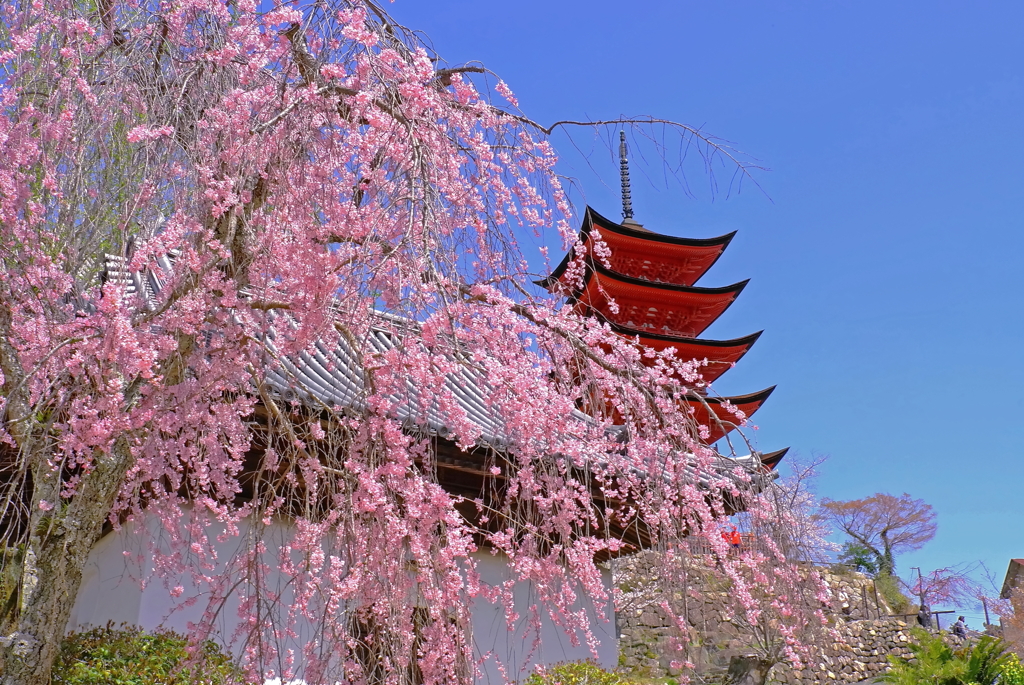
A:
[837, 542, 878, 576]
[879, 628, 960, 685]
[526, 661, 625, 685]
[1002, 654, 1024, 685]
[880, 628, 1012, 685]
[960, 634, 1011, 685]
[53, 624, 242, 685]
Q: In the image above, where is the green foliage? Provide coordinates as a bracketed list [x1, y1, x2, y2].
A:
[838, 542, 879, 576]
[880, 629, 1012, 685]
[879, 629, 960, 685]
[875, 572, 912, 615]
[1002, 654, 1024, 685]
[526, 661, 629, 685]
[53, 624, 242, 685]
[961, 634, 1011, 685]
[526, 661, 682, 685]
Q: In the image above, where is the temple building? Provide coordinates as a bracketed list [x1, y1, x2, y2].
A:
[540, 132, 787, 467]
[61, 136, 787, 681]
[1000, 558, 1024, 650]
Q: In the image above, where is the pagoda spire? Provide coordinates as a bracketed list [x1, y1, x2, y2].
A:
[619, 130, 635, 222]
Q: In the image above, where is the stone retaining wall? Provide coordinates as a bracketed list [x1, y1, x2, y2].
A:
[772, 621, 972, 684]
[620, 608, 939, 683]
[610, 557, 892, 679]
[614, 554, 930, 682]
[770, 619, 914, 684]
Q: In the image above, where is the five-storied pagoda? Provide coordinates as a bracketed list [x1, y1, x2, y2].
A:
[539, 132, 787, 470]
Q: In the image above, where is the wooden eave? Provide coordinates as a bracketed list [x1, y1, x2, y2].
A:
[539, 206, 735, 289]
[684, 387, 776, 445]
[0, 405, 771, 562]
[602, 326, 762, 384]
[1002, 559, 1024, 599]
[758, 447, 789, 471]
[573, 264, 748, 339]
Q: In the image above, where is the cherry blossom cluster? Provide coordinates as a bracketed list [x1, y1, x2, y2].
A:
[0, 1, 829, 683]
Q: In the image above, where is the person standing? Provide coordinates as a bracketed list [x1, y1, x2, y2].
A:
[729, 526, 742, 550]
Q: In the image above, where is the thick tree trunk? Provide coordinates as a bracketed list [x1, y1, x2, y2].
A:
[0, 440, 133, 685]
[726, 655, 774, 685]
[878, 531, 895, 576]
[0, 299, 189, 684]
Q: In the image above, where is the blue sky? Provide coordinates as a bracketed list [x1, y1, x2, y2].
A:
[392, 1, 1024, 621]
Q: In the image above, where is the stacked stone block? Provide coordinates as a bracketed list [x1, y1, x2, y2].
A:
[613, 554, 935, 683]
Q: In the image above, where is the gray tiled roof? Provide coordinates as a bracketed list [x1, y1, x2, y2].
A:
[103, 254, 771, 486]
[262, 320, 513, 446]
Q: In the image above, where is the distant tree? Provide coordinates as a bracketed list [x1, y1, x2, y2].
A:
[754, 454, 838, 564]
[821, 493, 936, 576]
[838, 542, 879, 576]
[907, 565, 981, 613]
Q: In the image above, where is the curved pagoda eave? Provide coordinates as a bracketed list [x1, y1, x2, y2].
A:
[758, 447, 789, 471]
[602, 326, 763, 384]
[573, 264, 749, 339]
[684, 386, 777, 444]
[538, 206, 736, 289]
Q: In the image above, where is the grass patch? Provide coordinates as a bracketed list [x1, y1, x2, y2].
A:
[874, 572, 912, 615]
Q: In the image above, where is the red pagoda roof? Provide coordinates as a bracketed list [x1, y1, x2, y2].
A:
[684, 387, 776, 444]
[540, 207, 735, 289]
[603, 325, 762, 384]
[573, 263, 748, 339]
[541, 197, 785, 469]
[759, 447, 789, 471]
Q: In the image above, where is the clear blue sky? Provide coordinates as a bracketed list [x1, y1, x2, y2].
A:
[393, 1, 1024, 621]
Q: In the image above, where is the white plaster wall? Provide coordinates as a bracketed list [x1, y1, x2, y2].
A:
[67, 523, 145, 632]
[469, 551, 617, 682]
[70, 516, 617, 683]
[70, 515, 316, 662]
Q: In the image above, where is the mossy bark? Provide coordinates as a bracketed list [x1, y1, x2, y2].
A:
[0, 439, 133, 685]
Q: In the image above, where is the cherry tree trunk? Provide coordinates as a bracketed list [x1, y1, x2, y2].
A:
[0, 445, 132, 685]
[726, 655, 775, 685]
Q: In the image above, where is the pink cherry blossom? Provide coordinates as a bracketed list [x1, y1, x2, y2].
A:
[0, 2, 817, 684]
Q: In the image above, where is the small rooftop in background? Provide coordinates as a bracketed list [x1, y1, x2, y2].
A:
[1001, 558, 1024, 598]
